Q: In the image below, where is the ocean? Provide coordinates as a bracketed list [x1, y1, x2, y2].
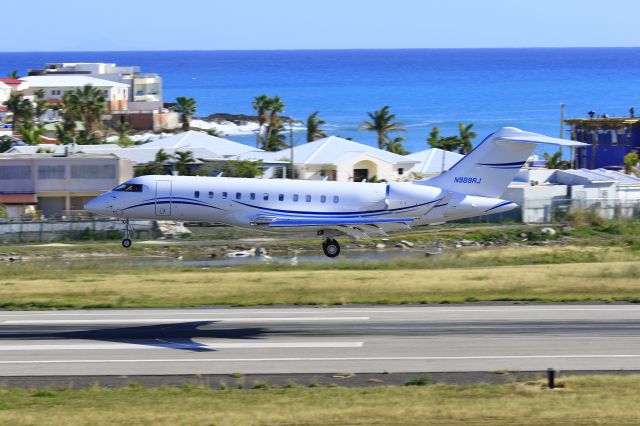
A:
[2, 48, 640, 153]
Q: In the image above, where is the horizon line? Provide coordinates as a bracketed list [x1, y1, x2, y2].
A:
[1, 46, 640, 54]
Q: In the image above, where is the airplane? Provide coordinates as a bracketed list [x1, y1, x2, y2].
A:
[84, 127, 587, 257]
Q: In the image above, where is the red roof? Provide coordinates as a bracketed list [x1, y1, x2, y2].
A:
[0, 194, 36, 204]
[0, 78, 24, 87]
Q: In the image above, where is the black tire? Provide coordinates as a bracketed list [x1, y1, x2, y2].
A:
[122, 238, 132, 248]
[322, 239, 340, 258]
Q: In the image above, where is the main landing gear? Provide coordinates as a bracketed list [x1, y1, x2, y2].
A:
[121, 219, 133, 248]
[322, 238, 341, 258]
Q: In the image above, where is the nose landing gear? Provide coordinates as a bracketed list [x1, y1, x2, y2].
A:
[322, 238, 340, 258]
[121, 219, 133, 248]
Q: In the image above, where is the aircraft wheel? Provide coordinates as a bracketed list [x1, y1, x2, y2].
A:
[322, 239, 340, 258]
[122, 238, 132, 248]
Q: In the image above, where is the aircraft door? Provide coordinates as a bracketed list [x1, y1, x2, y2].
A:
[155, 180, 172, 216]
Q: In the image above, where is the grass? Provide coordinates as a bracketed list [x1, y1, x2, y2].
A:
[0, 245, 639, 309]
[0, 376, 639, 425]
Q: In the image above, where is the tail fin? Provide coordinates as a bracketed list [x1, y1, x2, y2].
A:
[418, 127, 587, 198]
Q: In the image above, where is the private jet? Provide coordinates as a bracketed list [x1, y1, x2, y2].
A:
[85, 127, 586, 257]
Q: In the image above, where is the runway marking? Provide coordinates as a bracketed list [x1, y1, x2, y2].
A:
[1, 355, 639, 364]
[3, 317, 370, 325]
[1, 307, 640, 317]
[0, 342, 364, 351]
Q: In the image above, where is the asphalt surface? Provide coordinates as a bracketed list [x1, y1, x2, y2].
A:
[0, 305, 639, 377]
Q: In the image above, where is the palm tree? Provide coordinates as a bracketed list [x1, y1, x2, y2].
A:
[19, 126, 46, 146]
[252, 94, 270, 147]
[543, 151, 570, 170]
[116, 121, 133, 147]
[263, 120, 288, 151]
[63, 85, 106, 143]
[306, 111, 327, 142]
[264, 96, 285, 144]
[174, 97, 197, 131]
[426, 127, 440, 148]
[457, 123, 477, 154]
[6, 70, 18, 79]
[3, 92, 33, 132]
[155, 148, 172, 163]
[54, 120, 76, 145]
[384, 136, 409, 155]
[360, 106, 405, 149]
[174, 150, 195, 176]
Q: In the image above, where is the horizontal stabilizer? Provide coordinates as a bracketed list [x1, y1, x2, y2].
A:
[267, 217, 416, 228]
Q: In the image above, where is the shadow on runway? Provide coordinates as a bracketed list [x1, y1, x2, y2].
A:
[0, 321, 275, 352]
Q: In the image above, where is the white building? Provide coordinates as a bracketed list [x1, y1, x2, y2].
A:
[258, 136, 418, 182]
[0, 81, 11, 104]
[405, 148, 464, 178]
[20, 75, 129, 114]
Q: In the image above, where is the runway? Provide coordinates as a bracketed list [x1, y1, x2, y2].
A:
[1, 305, 640, 376]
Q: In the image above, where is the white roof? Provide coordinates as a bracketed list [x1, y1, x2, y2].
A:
[272, 136, 418, 165]
[405, 148, 464, 175]
[140, 131, 257, 157]
[20, 75, 129, 88]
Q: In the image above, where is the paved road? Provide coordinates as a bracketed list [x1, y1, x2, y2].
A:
[0, 305, 639, 376]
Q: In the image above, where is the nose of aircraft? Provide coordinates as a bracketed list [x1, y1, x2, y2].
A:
[84, 195, 109, 215]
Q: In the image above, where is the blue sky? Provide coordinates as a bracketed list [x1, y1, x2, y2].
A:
[4, 0, 640, 52]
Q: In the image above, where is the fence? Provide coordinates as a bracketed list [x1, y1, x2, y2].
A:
[0, 219, 157, 243]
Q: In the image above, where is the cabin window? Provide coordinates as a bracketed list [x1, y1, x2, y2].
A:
[263, 193, 269, 201]
[222, 192, 228, 199]
[305, 195, 312, 202]
[208, 191, 214, 199]
[236, 192, 241, 200]
[398, 167, 404, 175]
[320, 195, 327, 203]
[278, 194, 284, 201]
[250, 193, 256, 200]
[293, 194, 299, 202]
[194, 191, 200, 198]
[333, 196, 339, 203]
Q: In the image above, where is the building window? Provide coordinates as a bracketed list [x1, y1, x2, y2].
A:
[305, 195, 312, 202]
[38, 165, 65, 180]
[250, 193, 256, 200]
[278, 194, 284, 201]
[236, 192, 241, 200]
[194, 191, 200, 198]
[398, 167, 404, 175]
[293, 194, 299, 202]
[71, 165, 115, 179]
[333, 196, 339, 203]
[208, 191, 214, 199]
[222, 192, 227, 199]
[320, 195, 327, 203]
[263, 193, 269, 201]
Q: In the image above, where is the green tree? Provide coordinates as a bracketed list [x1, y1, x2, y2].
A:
[135, 162, 166, 177]
[3, 92, 33, 132]
[62, 84, 106, 143]
[54, 120, 76, 145]
[204, 128, 222, 137]
[384, 136, 409, 155]
[33, 89, 49, 119]
[264, 96, 285, 144]
[19, 126, 46, 146]
[174, 97, 197, 131]
[174, 150, 195, 176]
[155, 148, 172, 163]
[624, 152, 639, 175]
[427, 127, 440, 147]
[543, 151, 570, 170]
[6, 70, 18, 79]
[428, 135, 463, 152]
[263, 119, 288, 151]
[457, 123, 477, 154]
[0, 136, 14, 153]
[252, 94, 270, 147]
[221, 160, 265, 178]
[306, 111, 327, 142]
[360, 106, 405, 149]
[116, 121, 134, 147]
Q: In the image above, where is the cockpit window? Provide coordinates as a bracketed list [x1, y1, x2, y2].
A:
[113, 183, 143, 192]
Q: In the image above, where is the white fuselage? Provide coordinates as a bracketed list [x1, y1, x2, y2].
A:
[85, 175, 516, 234]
